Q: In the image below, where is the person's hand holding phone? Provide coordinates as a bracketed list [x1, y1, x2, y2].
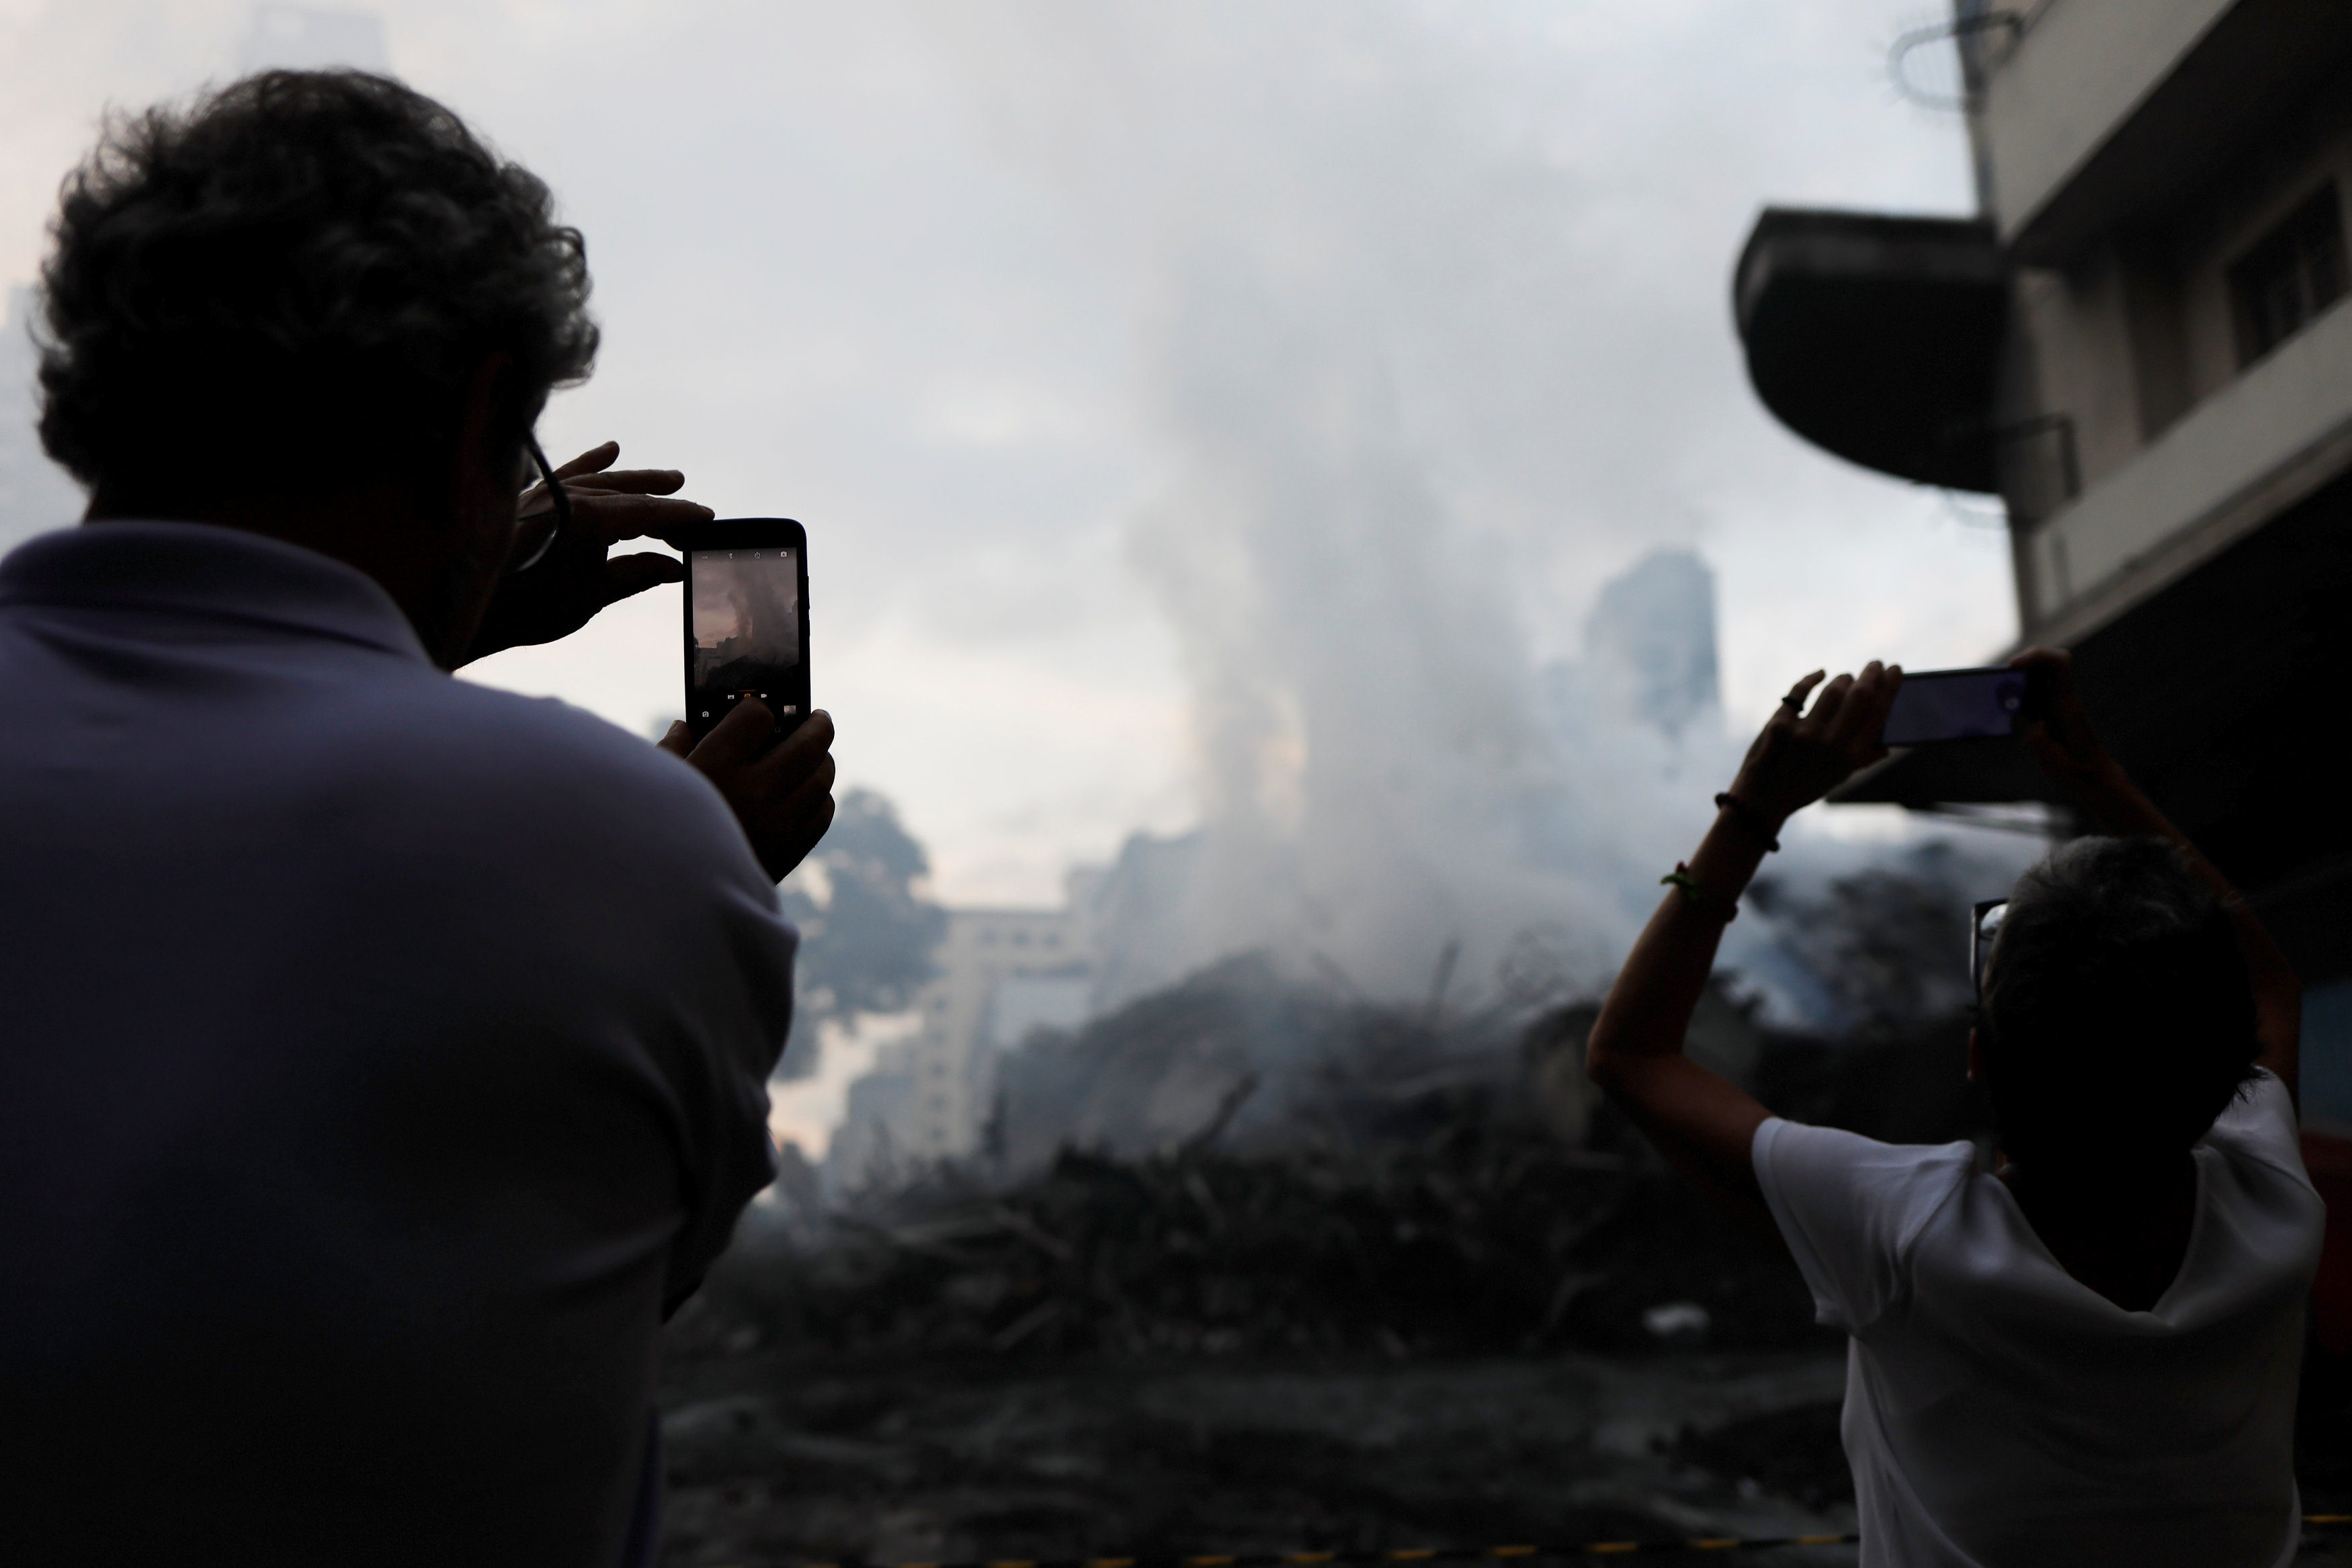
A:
[1725, 661, 1904, 829]
[460, 441, 712, 666]
[2008, 646, 2124, 798]
[662, 699, 837, 881]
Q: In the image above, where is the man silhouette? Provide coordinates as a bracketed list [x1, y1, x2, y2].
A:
[0, 70, 832, 1565]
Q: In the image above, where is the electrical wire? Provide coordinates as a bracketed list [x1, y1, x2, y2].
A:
[1889, 10, 2025, 112]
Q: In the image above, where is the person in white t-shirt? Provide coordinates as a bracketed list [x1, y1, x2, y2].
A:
[1585, 647, 2318, 1567]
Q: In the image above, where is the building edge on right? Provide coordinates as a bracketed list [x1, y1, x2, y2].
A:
[1736, 0, 2352, 1128]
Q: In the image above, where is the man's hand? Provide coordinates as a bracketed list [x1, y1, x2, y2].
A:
[1725, 661, 1904, 828]
[661, 701, 837, 882]
[2010, 646, 2124, 797]
[460, 441, 712, 666]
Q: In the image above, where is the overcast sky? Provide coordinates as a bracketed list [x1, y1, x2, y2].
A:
[0, 1, 2012, 907]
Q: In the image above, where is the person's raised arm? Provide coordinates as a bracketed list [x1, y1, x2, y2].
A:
[2008, 646, 2300, 1098]
[1585, 661, 1902, 1230]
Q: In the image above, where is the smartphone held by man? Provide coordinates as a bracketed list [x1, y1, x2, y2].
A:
[683, 519, 810, 744]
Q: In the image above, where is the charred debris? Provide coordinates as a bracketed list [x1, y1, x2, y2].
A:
[708, 859, 1997, 1363]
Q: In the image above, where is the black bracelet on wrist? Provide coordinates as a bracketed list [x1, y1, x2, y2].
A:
[1661, 862, 1738, 922]
[1713, 791, 1781, 853]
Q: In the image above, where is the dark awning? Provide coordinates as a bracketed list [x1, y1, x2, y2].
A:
[1734, 209, 2005, 492]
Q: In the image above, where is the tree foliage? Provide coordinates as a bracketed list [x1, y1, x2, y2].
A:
[775, 788, 945, 1077]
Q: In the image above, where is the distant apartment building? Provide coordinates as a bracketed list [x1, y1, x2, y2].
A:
[825, 897, 1095, 1190]
[1734, 0, 2352, 1118]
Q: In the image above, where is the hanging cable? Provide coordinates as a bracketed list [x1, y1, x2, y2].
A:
[1890, 9, 2025, 112]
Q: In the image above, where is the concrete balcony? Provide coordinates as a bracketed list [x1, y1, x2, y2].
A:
[1733, 209, 2006, 491]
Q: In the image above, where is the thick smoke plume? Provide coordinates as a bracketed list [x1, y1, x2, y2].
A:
[918, 3, 2025, 1012]
[1121, 278, 1699, 1000]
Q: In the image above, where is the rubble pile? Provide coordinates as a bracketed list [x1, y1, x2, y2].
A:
[721, 871, 2016, 1363]
[655, 861, 2031, 1563]
[984, 953, 1534, 1175]
[719, 967, 1826, 1358]
[724, 1130, 1821, 1358]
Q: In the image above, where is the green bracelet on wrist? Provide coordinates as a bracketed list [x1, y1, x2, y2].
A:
[1661, 862, 1738, 921]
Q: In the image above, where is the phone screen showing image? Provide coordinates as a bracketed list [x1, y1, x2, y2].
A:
[687, 540, 806, 740]
[1881, 667, 2033, 746]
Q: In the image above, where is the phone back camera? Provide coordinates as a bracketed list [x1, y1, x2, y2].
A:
[1995, 679, 2025, 712]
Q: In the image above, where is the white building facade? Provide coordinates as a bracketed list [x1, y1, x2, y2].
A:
[826, 900, 1094, 1190]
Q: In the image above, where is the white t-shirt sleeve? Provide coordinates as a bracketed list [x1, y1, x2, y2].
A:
[2202, 1068, 2305, 1178]
[1752, 1119, 1973, 1335]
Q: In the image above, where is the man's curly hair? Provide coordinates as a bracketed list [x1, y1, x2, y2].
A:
[37, 70, 598, 505]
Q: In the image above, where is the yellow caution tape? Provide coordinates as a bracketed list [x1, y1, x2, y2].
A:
[763, 1518, 2352, 1568]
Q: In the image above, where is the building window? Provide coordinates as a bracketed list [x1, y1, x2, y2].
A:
[2230, 183, 2346, 367]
